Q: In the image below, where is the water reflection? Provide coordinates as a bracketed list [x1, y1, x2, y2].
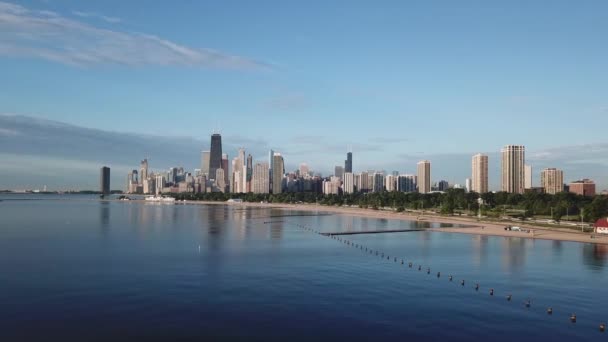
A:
[99, 202, 110, 235]
[501, 238, 527, 273]
[472, 235, 488, 267]
[583, 244, 607, 270]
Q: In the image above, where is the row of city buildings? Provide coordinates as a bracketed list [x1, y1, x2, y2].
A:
[99, 135, 597, 197]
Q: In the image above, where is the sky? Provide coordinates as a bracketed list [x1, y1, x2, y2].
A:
[1, 0, 607, 190]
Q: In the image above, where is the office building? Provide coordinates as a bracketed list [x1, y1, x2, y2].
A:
[345, 152, 353, 173]
[139, 159, 148, 184]
[540, 168, 564, 194]
[335, 166, 344, 180]
[201, 151, 210, 177]
[209, 134, 222, 180]
[222, 153, 229, 190]
[272, 153, 285, 194]
[385, 175, 396, 191]
[501, 145, 525, 194]
[524, 164, 532, 189]
[373, 172, 385, 192]
[100, 166, 110, 194]
[252, 162, 270, 194]
[246, 154, 253, 192]
[472, 153, 489, 193]
[569, 179, 596, 197]
[417, 160, 431, 193]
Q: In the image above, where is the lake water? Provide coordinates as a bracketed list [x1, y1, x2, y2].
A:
[0, 195, 606, 341]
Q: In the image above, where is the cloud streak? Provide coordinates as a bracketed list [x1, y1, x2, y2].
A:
[0, 1, 268, 69]
[72, 10, 121, 23]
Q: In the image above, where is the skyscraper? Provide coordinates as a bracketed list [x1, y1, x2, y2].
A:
[524, 164, 532, 189]
[471, 153, 489, 194]
[252, 162, 270, 194]
[268, 149, 274, 193]
[246, 154, 253, 193]
[139, 159, 148, 184]
[299, 163, 310, 178]
[501, 145, 525, 194]
[541, 168, 564, 194]
[272, 153, 284, 194]
[397, 175, 417, 192]
[209, 134, 222, 180]
[373, 172, 385, 192]
[334, 166, 344, 180]
[221, 153, 229, 190]
[345, 152, 353, 173]
[201, 151, 210, 177]
[100, 166, 110, 195]
[417, 160, 431, 193]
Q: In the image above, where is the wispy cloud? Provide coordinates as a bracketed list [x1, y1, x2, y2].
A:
[264, 92, 309, 110]
[72, 10, 121, 23]
[0, 1, 268, 69]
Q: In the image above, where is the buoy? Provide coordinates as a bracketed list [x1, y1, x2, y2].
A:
[427, 268, 430, 274]
[394, 257, 397, 262]
[418, 265, 422, 271]
[449, 275, 453, 281]
[387, 256, 390, 260]
[490, 289, 494, 296]
[461, 280, 465, 286]
[547, 307, 552, 315]
[525, 300, 531, 308]
[401, 260, 404, 265]
[599, 323, 605, 332]
[475, 283, 479, 291]
[570, 314, 576, 323]
[408, 262, 412, 268]
[506, 294, 511, 301]
[437, 272, 441, 278]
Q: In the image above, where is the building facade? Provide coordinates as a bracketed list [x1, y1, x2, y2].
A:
[540, 168, 564, 194]
[272, 153, 285, 194]
[501, 145, 525, 194]
[569, 179, 596, 197]
[417, 160, 431, 194]
[209, 134, 222, 180]
[100, 166, 110, 194]
[472, 153, 489, 193]
[345, 152, 353, 173]
[524, 164, 532, 189]
[252, 162, 270, 194]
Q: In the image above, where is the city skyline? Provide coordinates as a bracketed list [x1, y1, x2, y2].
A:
[1, 1, 607, 190]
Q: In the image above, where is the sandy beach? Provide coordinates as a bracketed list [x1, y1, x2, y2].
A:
[175, 200, 608, 245]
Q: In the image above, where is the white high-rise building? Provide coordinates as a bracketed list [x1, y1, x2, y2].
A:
[465, 178, 472, 193]
[472, 153, 489, 193]
[501, 145, 525, 194]
[252, 162, 270, 194]
[385, 175, 396, 192]
[417, 160, 431, 193]
[299, 163, 310, 178]
[524, 164, 532, 189]
[358, 171, 369, 192]
[343, 172, 355, 194]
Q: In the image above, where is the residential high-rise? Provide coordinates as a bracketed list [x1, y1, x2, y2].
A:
[417, 160, 431, 193]
[334, 166, 344, 180]
[343, 173, 355, 194]
[252, 162, 270, 194]
[373, 172, 385, 192]
[246, 154, 253, 193]
[268, 149, 274, 193]
[201, 151, 210, 177]
[345, 152, 353, 173]
[524, 164, 532, 189]
[541, 168, 564, 194]
[272, 153, 284, 194]
[221, 153, 229, 190]
[397, 175, 417, 192]
[472, 153, 489, 193]
[215, 168, 226, 192]
[358, 171, 369, 192]
[385, 175, 396, 192]
[100, 166, 110, 195]
[299, 163, 310, 178]
[569, 179, 595, 197]
[465, 178, 472, 193]
[209, 134, 223, 180]
[501, 145, 525, 194]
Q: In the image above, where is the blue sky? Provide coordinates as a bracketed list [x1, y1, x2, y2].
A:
[1, 0, 607, 190]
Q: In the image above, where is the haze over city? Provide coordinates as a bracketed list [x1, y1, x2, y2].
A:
[1, 1, 607, 190]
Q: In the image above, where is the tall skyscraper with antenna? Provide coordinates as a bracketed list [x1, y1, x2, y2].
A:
[345, 148, 353, 173]
[209, 133, 222, 180]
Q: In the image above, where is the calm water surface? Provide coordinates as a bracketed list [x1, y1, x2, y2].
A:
[0, 194, 606, 341]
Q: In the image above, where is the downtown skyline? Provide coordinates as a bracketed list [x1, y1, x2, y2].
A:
[1, 1, 607, 190]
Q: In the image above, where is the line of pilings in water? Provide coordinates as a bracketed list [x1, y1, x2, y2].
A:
[278, 221, 606, 334]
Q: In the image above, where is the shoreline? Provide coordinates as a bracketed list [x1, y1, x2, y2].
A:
[173, 200, 608, 245]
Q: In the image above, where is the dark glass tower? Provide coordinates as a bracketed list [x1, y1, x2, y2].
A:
[100, 166, 110, 194]
[345, 152, 353, 173]
[209, 134, 222, 180]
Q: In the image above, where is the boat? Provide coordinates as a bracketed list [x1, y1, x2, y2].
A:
[145, 196, 176, 202]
